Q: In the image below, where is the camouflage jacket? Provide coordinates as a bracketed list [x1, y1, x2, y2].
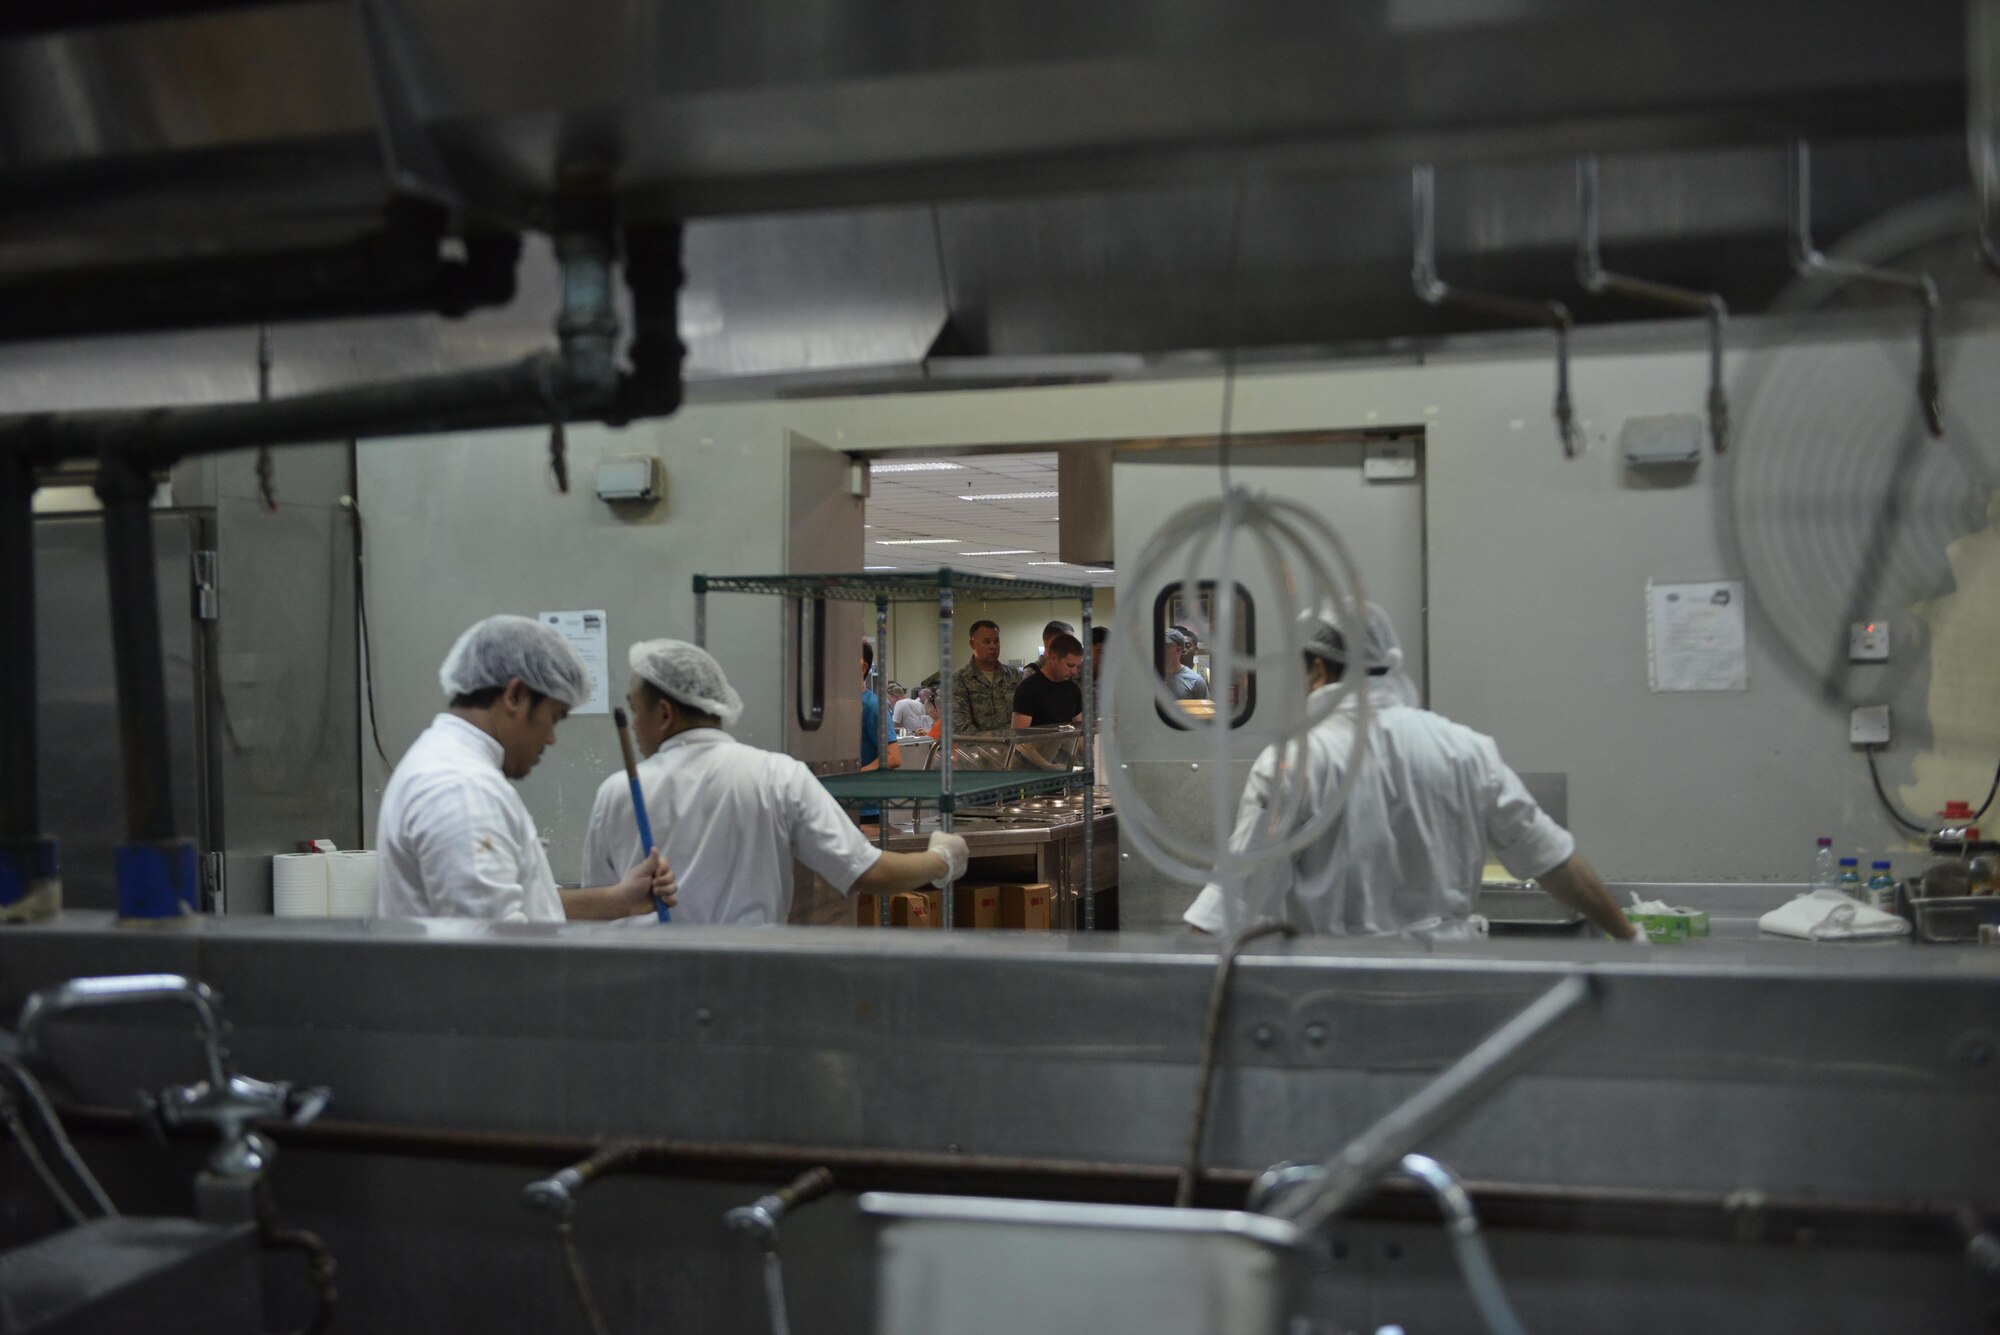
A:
[949, 660, 1024, 734]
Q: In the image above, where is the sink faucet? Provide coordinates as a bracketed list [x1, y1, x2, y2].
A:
[15, 973, 330, 1180]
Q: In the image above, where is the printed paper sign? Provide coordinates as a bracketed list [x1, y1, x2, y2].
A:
[1646, 581, 1746, 692]
[539, 609, 611, 714]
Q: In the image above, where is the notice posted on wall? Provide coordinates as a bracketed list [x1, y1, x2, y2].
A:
[538, 610, 611, 714]
[1646, 581, 1746, 692]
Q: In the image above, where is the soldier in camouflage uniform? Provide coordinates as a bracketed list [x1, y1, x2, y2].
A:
[949, 619, 1022, 733]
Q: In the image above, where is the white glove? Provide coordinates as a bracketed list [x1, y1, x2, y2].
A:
[928, 832, 969, 888]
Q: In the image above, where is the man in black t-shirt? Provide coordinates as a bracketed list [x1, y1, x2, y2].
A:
[1011, 632, 1085, 727]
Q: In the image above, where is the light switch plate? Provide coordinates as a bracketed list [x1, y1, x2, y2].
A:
[1850, 705, 1891, 745]
[1848, 620, 1890, 662]
[1363, 440, 1418, 481]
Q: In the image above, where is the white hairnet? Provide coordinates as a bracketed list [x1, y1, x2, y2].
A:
[628, 639, 744, 730]
[438, 615, 592, 708]
[1298, 601, 1419, 706]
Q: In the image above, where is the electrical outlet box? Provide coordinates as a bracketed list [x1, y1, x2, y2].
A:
[1363, 440, 1418, 481]
[1850, 705, 1891, 746]
[595, 455, 662, 503]
[1848, 620, 1890, 662]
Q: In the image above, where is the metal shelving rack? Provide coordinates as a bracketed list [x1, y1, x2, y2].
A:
[693, 568, 1100, 929]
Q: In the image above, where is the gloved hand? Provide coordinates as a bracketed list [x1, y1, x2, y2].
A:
[927, 832, 969, 888]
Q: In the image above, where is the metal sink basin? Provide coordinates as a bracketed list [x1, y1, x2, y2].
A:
[0, 1217, 261, 1335]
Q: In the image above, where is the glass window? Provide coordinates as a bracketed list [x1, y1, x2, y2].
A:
[1153, 581, 1256, 729]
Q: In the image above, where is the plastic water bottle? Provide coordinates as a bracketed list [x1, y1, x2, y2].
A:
[1810, 837, 1837, 892]
[1866, 861, 1896, 912]
[1836, 857, 1864, 900]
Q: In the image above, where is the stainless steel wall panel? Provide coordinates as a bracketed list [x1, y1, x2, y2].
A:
[1, 917, 1995, 1332]
[32, 512, 211, 908]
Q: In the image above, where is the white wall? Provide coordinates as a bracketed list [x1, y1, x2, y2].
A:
[359, 419, 809, 880]
[358, 321, 2000, 883]
[590, 323, 1996, 881]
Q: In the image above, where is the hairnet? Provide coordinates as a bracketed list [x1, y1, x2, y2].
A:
[1298, 601, 1419, 706]
[628, 639, 744, 729]
[438, 615, 592, 708]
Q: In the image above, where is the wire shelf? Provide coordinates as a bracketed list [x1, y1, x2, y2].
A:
[694, 568, 1093, 602]
[818, 769, 1092, 809]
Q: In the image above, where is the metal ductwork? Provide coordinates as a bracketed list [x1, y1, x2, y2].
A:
[0, 0, 1983, 393]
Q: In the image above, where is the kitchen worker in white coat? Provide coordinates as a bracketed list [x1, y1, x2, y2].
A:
[583, 639, 970, 925]
[378, 615, 677, 923]
[1184, 602, 1636, 941]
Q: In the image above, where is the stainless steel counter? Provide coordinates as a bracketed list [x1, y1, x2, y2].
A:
[2, 911, 1994, 1335]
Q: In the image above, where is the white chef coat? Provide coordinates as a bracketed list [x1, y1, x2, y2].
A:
[581, 728, 883, 926]
[376, 713, 565, 923]
[1184, 683, 1574, 937]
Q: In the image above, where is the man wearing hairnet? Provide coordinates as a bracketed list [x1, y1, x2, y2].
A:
[582, 639, 970, 925]
[378, 616, 678, 923]
[1184, 603, 1636, 941]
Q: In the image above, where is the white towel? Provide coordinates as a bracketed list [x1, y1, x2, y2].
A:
[272, 853, 330, 917]
[328, 850, 379, 918]
[1758, 890, 1911, 941]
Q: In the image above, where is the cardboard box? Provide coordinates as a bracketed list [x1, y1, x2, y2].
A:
[1621, 907, 1711, 943]
[890, 892, 937, 928]
[854, 891, 880, 927]
[954, 885, 1001, 930]
[998, 883, 1052, 931]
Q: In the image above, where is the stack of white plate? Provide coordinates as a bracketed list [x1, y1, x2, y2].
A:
[272, 853, 330, 917]
[328, 850, 379, 918]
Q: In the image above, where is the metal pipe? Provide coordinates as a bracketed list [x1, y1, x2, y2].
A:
[17, 974, 231, 1093]
[1575, 156, 1730, 453]
[1399, 1154, 1528, 1335]
[725, 1169, 836, 1335]
[1079, 589, 1095, 932]
[0, 1053, 119, 1218]
[1789, 141, 1944, 437]
[1278, 973, 1598, 1233]
[0, 453, 39, 842]
[0, 222, 682, 471]
[94, 453, 180, 846]
[1412, 164, 1583, 458]
[51, 1106, 1983, 1250]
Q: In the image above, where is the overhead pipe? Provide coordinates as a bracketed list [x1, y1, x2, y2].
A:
[0, 210, 684, 918]
[1789, 141, 1944, 436]
[93, 452, 197, 917]
[1575, 157, 1730, 453]
[0, 220, 682, 471]
[0, 452, 59, 922]
[1413, 164, 1584, 459]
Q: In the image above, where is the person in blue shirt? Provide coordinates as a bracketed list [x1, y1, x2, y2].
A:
[858, 642, 901, 822]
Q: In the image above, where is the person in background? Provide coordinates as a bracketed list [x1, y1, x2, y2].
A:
[1184, 603, 1636, 942]
[859, 643, 901, 772]
[891, 681, 930, 736]
[949, 619, 1022, 734]
[1021, 619, 1076, 678]
[584, 640, 967, 924]
[1011, 632, 1086, 728]
[378, 615, 677, 923]
[1091, 625, 1108, 685]
[1162, 627, 1209, 700]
